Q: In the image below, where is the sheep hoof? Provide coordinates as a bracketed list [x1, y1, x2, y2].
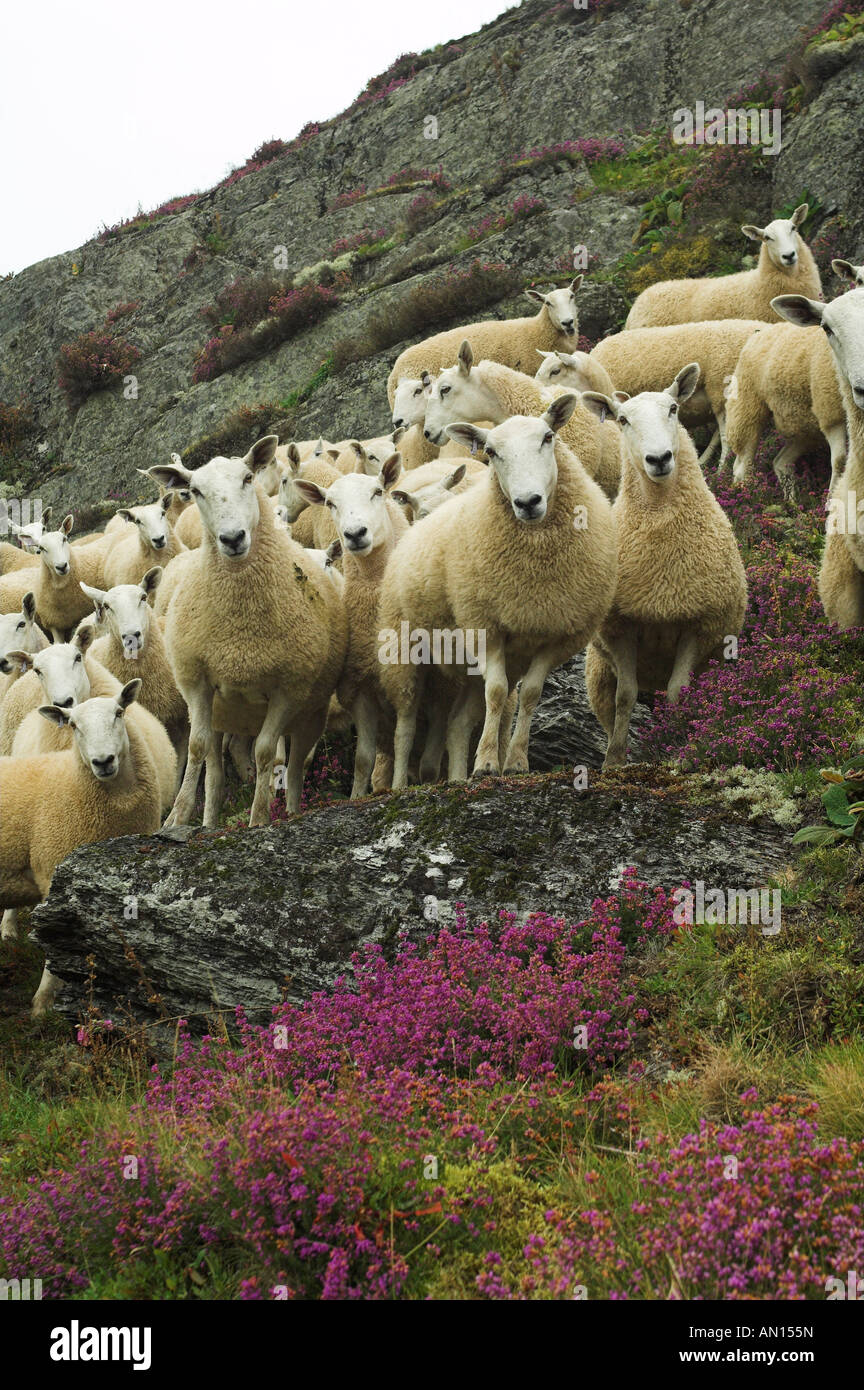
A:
[471, 758, 500, 778]
[503, 757, 529, 776]
[602, 751, 627, 770]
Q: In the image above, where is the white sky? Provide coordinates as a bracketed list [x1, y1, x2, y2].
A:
[2, 0, 517, 276]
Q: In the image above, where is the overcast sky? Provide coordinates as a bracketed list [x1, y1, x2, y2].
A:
[2, 0, 516, 276]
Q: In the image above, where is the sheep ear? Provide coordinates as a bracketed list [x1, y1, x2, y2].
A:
[569, 275, 583, 294]
[525, 288, 545, 305]
[832, 258, 856, 281]
[22, 591, 37, 622]
[771, 294, 825, 328]
[75, 623, 95, 653]
[457, 340, 473, 375]
[244, 435, 279, 473]
[380, 453, 402, 490]
[312, 437, 325, 456]
[80, 580, 107, 621]
[443, 463, 466, 489]
[6, 650, 34, 672]
[536, 349, 554, 359]
[40, 506, 52, 526]
[670, 362, 700, 403]
[613, 390, 630, 403]
[147, 461, 191, 490]
[390, 489, 415, 509]
[582, 391, 618, 424]
[326, 449, 341, 461]
[420, 370, 433, 390]
[295, 480, 327, 507]
[325, 538, 342, 565]
[39, 704, 72, 727]
[286, 443, 301, 468]
[141, 566, 162, 596]
[161, 491, 174, 512]
[391, 426, 405, 446]
[445, 422, 488, 456]
[543, 392, 578, 432]
[741, 223, 764, 243]
[61, 514, 74, 535]
[116, 508, 135, 524]
[791, 203, 809, 227]
[118, 679, 142, 711]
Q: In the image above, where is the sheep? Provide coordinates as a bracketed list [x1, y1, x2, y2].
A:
[0, 511, 53, 574]
[832, 258, 864, 289]
[295, 455, 407, 797]
[145, 435, 348, 827]
[102, 494, 185, 589]
[625, 205, 821, 329]
[586, 319, 766, 467]
[386, 277, 585, 407]
[82, 567, 188, 762]
[423, 342, 622, 499]
[391, 461, 481, 521]
[580, 364, 747, 768]
[0, 679, 163, 1014]
[135, 470, 194, 526]
[0, 515, 111, 641]
[0, 592, 48, 705]
[278, 447, 342, 550]
[378, 394, 617, 786]
[535, 349, 617, 398]
[771, 288, 864, 629]
[277, 437, 338, 466]
[174, 499, 202, 549]
[390, 374, 490, 466]
[724, 320, 846, 498]
[152, 548, 196, 618]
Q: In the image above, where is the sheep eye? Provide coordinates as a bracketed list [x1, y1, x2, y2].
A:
[485, 447, 496, 459]
[440, 386, 450, 396]
[413, 387, 422, 396]
[243, 474, 253, 486]
[824, 323, 833, 337]
[670, 403, 678, 415]
[619, 416, 629, 428]
[325, 500, 334, 509]
[543, 432, 553, 445]
[763, 233, 772, 241]
[191, 485, 201, 497]
[373, 488, 383, 498]
[74, 653, 82, 663]
[16, 620, 25, 629]
[550, 367, 560, 376]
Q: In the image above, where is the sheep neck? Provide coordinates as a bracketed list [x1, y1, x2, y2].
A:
[619, 432, 701, 512]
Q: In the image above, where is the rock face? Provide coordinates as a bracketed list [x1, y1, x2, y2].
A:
[0, 0, 828, 513]
[32, 771, 793, 1044]
[527, 653, 652, 772]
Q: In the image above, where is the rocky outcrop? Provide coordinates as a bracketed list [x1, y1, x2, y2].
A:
[0, 0, 827, 513]
[31, 769, 794, 1045]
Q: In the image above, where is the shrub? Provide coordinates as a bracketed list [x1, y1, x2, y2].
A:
[56, 330, 141, 411]
[332, 259, 523, 370]
[104, 300, 140, 324]
[0, 399, 32, 458]
[192, 282, 339, 383]
[98, 195, 198, 241]
[250, 138, 288, 164]
[181, 401, 287, 467]
[456, 195, 546, 250]
[202, 273, 285, 331]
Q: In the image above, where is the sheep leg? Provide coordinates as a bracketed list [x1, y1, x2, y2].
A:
[716, 407, 732, 473]
[504, 642, 572, 773]
[32, 964, 61, 1018]
[350, 690, 379, 799]
[826, 423, 847, 497]
[202, 734, 225, 829]
[697, 426, 720, 469]
[667, 630, 717, 706]
[473, 638, 509, 777]
[280, 706, 329, 817]
[445, 683, 482, 782]
[165, 677, 215, 826]
[1, 908, 18, 941]
[419, 700, 447, 783]
[248, 693, 297, 826]
[371, 751, 394, 792]
[771, 437, 806, 502]
[602, 632, 639, 769]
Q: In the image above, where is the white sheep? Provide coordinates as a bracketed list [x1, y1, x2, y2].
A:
[390, 374, 490, 465]
[378, 394, 617, 785]
[626, 205, 821, 328]
[587, 319, 766, 467]
[146, 435, 348, 827]
[278, 447, 341, 549]
[1, 508, 53, 573]
[102, 494, 186, 589]
[832, 258, 864, 289]
[771, 287, 864, 628]
[423, 342, 622, 498]
[0, 592, 48, 705]
[386, 277, 585, 406]
[391, 461, 480, 521]
[296, 455, 407, 797]
[82, 567, 188, 763]
[0, 515, 111, 641]
[534, 349, 617, 397]
[724, 320, 846, 497]
[0, 680, 163, 1015]
[580, 365, 748, 767]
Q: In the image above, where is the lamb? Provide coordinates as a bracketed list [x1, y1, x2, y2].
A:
[0, 592, 48, 705]
[102, 494, 185, 589]
[771, 288, 864, 629]
[535, 349, 617, 398]
[391, 461, 481, 521]
[724, 320, 846, 497]
[386, 277, 584, 406]
[296, 455, 409, 797]
[625, 205, 821, 329]
[0, 515, 111, 640]
[587, 320, 766, 467]
[378, 394, 618, 786]
[0, 680, 163, 1015]
[580, 365, 748, 768]
[145, 434, 348, 827]
[423, 342, 622, 498]
[82, 567, 188, 759]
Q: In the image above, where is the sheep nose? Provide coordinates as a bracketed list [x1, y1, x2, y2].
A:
[58, 696, 74, 708]
[561, 320, 575, 332]
[514, 493, 543, 516]
[92, 755, 116, 776]
[646, 451, 672, 466]
[782, 252, 796, 264]
[152, 536, 166, 549]
[219, 529, 247, 552]
[343, 525, 369, 549]
[55, 562, 69, 574]
[423, 428, 433, 440]
[393, 417, 404, 428]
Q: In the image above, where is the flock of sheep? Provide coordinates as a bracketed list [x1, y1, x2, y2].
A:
[2, 198, 864, 1018]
